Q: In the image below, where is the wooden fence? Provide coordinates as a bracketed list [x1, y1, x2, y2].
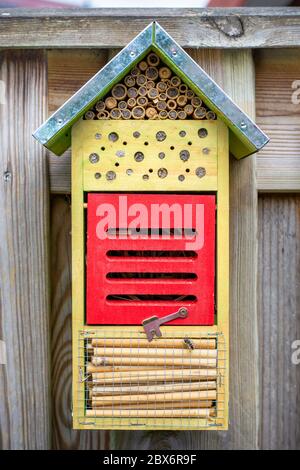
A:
[0, 8, 299, 450]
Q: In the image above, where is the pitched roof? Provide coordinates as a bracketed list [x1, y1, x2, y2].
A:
[33, 21, 268, 159]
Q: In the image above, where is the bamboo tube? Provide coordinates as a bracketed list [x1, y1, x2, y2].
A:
[146, 80, 155, 90]
[159, 92, 167, 101]
[86, 408, 215, 418]
[127, 97, 136, 108]
[138, 60, 148, 72]
[136, 74, 147, 86]
[159, 66, 172, 79]
[131, 66, 140, 77]
[147, 52, 160, 66]
[146, 66, 159, 81]
[91, 381, 216, 396]
[167, 99, 177, 110]
[92, 355, 217, 368]
[206, 110, 216, 120]
[92, 401, 214, 410]
[170, 76, 181, 87]
[145, 107, 158, 119]
[84, 110, 95, 120]
[121, 109, 132, 120]
[86, 364, 191, 373]
[184, 104, 194, 116]
[92, 389, 216, 407]
[105, 96, 117, 110]
[136, 96, 148, 107]
[118, 100, 127, 109]
[95, 100, 105, 112]
[138, 86, 147, 97]
[132, 106, 146, 119]
[110, 108, 122, 119]
[177, 95, 188, 107]
[191, 96, 202, 108]
[186, 90, 194, 99]
[92, 347, 217, 359]
[112, 84, 127, 100]
[97, 111, 109, 120]
[124, 75, 135, 87]
[91, 338, 216, 349]
[168, 110, 178, 120]
[92, 368, 217, 384]
[193, 106, 207, 119]
[177, 110, 186, 120]
[157, 100, 167, 111]
[158, 110, 168, 119]
[127, 87, 138, 99]
[166, 87, 179, 99]
[157, 81, 168, 93]
[179, 83, 188, 94]
[147, 88, 159, 100]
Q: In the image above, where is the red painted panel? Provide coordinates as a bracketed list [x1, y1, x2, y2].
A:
[86, 194, 215, 325]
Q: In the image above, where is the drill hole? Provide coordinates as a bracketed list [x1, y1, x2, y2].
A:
[94, 172, 101, 179]
[149, 168, 153, 173]
[144, 141, 149, 146]
[108, 132, 119, 142]
[126, 169, 133, 175]
[133, 131, 141, 138]
[123, 141, 127, 146]
[179, 130, 186, 137]
[115, 162, 120, 167]
[101, 146, 106, 151]
[170, 146, 175, 150]
[134, 152, 144, 162]
[158, 152, 165, 159]
[178, 174, 185, 181]
[143, 174, 149, 180]
[188, 141, 192, 146]
[198, 128, 208, 138]
[185, 168, 190, 173]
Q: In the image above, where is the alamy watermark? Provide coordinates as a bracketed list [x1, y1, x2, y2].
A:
[291, 80, 300, 104]
[0, 80, 5, 105]
[94, 195, 204, 250]
[291, 340, 300, 365]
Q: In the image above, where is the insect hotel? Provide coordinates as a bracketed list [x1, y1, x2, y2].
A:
[33, 22, 268, 431]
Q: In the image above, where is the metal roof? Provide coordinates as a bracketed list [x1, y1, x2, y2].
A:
[33, 21, 269, 159]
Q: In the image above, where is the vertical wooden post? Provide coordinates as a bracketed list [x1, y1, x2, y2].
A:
[0, 51, 50, 449]
[112, 49, 259, 450]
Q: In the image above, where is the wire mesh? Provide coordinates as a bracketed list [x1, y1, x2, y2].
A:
[76, 329, 226, 429]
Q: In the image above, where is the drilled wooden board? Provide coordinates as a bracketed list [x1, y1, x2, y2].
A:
[76, 120, 218, 192]
[0, 51, 50, 449]
[2, 8, 300, 48]
[255, 49, 300, 192]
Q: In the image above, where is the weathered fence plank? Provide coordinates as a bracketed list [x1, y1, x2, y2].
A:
[255, 49, 300, 192]
[112, 49, 259, 450]
[0, 50, 50, 449]
[258, 195, 300, 449]
[1, 8, 300, 49]
[50, 196, 108, 449]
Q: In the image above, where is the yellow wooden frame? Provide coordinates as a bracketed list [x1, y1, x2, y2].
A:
[72, 119, 229, 430]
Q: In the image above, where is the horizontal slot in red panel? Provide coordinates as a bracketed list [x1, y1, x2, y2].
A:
[87, 193, 215, 325]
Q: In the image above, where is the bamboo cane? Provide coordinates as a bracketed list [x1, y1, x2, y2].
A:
[137, 86, 147, 97]
[91, 338, 216, 349]
[84, 110, 95, 120]
[166, 87, 179, 99]
[92, 369, 217, 385]
[170, 76, 181, 87]
[124, 75, 135, 87]
[206, 110, 216, 120]
[145, 66, 159, 81]
[92, 347, 217, 359]
[97, 111, 109, 120]
[177, 95, 188, 107]
[136, 96, 148, 107]
[132, 106, 146, 119]
[193, 106, 207, 119]
[191, 96, 202, 108]
[147, 52, 160, 67]
[86, 408, 215, 418]
[86, 364, 196, 373]
[112, 84, 127, 100]
[157, 81, 168, 93]
[127, 87, 138, 99]
[178, 110, 187, 120]
[157, 100, 167, 111]
[186, 90, 194, 99]
[159, 92, 167, 101]
[95, 100, 105, 112]
[92, 389, 216, 406]
[136, 74, 147, 86]
[121, 109, 132, 120]
[158, 110, 168, 119]
[110, 108, 122, 119]
[130, 66, 140, 77]
[138, 60, 148, 72]
[168, 110, 178, 120]
[127, 97, 136, 108]
[146, 80, 155, 90]
[147, 88, 159, 100]
[91, 380, 216, 396]
[117, 100, 127, 109]
[159, 66, 172, 79]
[179, 83, 188, 94]
[184, 104, 194, 116]
[145, 107, 158, 119]
[91, 401, 214, 410]
[105, 96, 117, 110]
[166, 99, 177, 110]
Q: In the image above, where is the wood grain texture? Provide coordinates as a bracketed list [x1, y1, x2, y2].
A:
[255, 49, 300, 192]
[48, 49, 108, 194]
[258, 195, 300, 450]
[0, 51, 50, 449]
[112, 49, 259, 450]
[1, 8, 300, 48]
[50, 196, 109, 449]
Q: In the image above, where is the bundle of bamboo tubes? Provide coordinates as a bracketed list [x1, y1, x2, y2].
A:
[84, 52, 216, 121]
[84, 337, 218, 419]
